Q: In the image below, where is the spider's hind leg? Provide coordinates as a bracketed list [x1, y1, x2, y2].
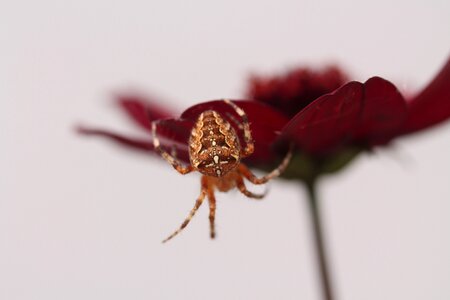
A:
[206, 183, 217, 239]
[236, 174, 266, 199]
[238, 144, 293, 185]
[223, 99, 254, 157]
[162, 177, 209, 243]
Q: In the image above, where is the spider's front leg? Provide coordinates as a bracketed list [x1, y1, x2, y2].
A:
[152, 121, 194, 175]
[224, 99, 254, 157]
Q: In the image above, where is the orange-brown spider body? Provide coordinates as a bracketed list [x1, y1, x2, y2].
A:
[189, 110, 240, 178]
[152, 99, 292, 242]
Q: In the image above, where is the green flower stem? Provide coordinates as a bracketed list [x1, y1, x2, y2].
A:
[305, 181, 335, 300]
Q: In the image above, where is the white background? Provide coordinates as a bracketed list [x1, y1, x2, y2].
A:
[1, 1, 449, 299]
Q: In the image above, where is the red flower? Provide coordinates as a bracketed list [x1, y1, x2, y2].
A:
[78, 58, 450, 180]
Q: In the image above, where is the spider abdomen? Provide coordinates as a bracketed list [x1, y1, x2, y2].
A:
[189, 110, 240, 177]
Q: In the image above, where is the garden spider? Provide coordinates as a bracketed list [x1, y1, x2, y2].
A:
[152, 99, 292, 242]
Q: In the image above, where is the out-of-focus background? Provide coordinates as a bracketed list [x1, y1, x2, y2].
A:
[1, 1, 449, 299]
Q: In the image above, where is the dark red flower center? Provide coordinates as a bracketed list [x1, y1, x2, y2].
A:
[247, 66, 348, 118]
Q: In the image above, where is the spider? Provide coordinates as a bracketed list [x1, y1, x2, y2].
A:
[152, 99, 293, 242]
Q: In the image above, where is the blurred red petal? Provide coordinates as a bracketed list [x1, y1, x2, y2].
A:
[152, 119, 192, 149]
[402, 58, 450, 134]
[78, 118, 192, 163]
[181, 100, 290, 163]
[247, 66, 348, 117]
[280, 82, 364, 154]
[354, 77, 407, 145]
[117, 95, 174, 132]
[152, 118, 192, 163]
[77, 127, 154, 152]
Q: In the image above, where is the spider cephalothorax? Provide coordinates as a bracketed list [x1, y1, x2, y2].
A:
[152, 99, 292, 242]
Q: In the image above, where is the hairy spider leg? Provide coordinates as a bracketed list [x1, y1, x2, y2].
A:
[223, 99, 254, 157]
[238, 144, 293, 185]
[152, 120, 194, 175]
[235, 175, 266, 199]
[206, 182, 217, 239]
[224, 112, 244, 131]
[162, 177, 209, 243]
[170, 145, 178, 159]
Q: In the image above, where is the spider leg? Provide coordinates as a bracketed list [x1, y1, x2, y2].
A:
[238, 144, 293, 184]
[224, 112, 244, 131]
[223, 99, 254, 158]
[162, 191, 205, 243]
[206, 184, 217, 239]
[152, 120, 193, 175]
[170, 145, 178, 158]
[236, 174, 266, 199]
[163, 176, 210, 243]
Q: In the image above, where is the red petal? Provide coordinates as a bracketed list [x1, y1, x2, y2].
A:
[77, 118, 192, 163]
[77, 127, 154, 152]
[152, 118, 192, 163]
[181, 100, 290, 163]
[152, 118, 192, 147]
[402, 58, 450, 134]
[117, 95, 174, 132]
[354, 77, 407, 145]
[280, 82, 364, 154]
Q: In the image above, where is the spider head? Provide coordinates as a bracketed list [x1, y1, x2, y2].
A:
[189, 110, 241, 177]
